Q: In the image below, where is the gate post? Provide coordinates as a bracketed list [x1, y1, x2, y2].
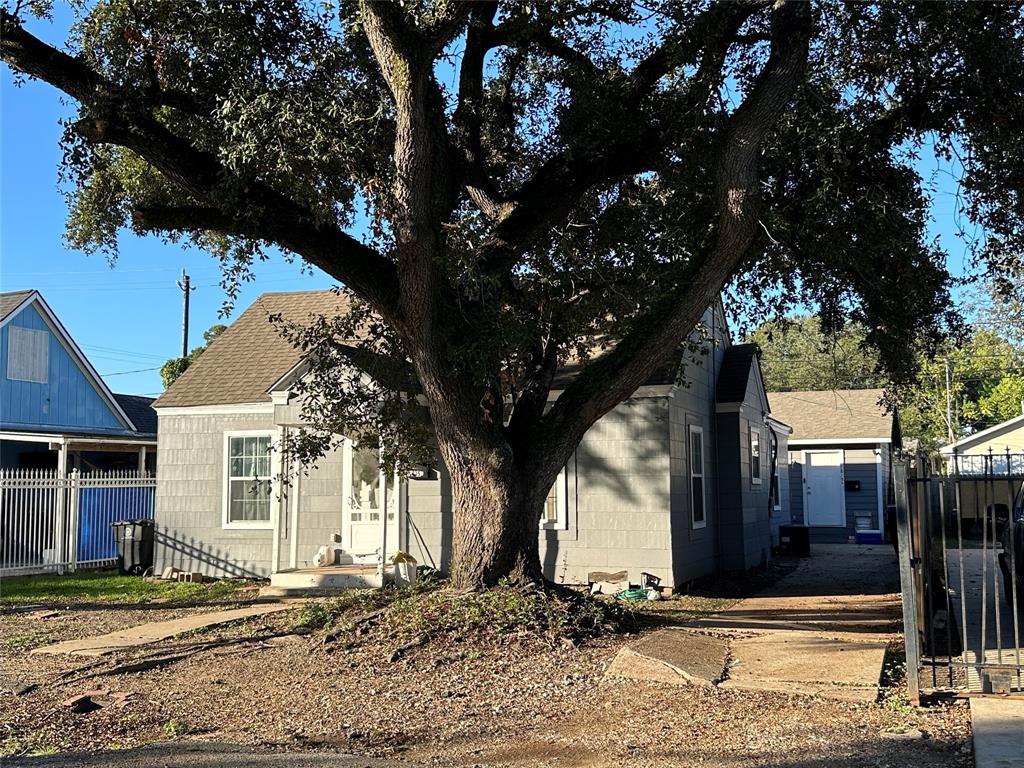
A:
[894, 460, 922, 705]
[67, 469, 81, 573]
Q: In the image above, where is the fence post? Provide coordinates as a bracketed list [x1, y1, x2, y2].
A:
[67, 469, 81, 573]
[893, 460, 922, 705]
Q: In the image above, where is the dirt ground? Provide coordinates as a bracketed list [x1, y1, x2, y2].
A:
[0, 574, 972, 768]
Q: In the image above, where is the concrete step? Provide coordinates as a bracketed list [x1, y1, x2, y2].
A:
[267, 565, 383, 594]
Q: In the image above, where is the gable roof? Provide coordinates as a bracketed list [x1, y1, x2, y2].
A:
[766, 388, 893, 442]
[0, 290, 138, 432]
[155, 290, 351, 408]
[715, 344, 760, 404]
[113, 394, 158, 435]
[0, 290, 34, 322]
[940, 412, 1024, 454]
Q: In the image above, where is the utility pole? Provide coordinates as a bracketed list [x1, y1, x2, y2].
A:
[176, 270, 195, 358]
[944, 356, 955, 444]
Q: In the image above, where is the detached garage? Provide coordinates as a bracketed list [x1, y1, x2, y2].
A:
[766, 389, 900, 544]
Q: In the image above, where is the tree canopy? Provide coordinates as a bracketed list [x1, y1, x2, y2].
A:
[750, 311, 1024, 450]
[159, 323, 227, 388]
[4, 0, 1024, 586]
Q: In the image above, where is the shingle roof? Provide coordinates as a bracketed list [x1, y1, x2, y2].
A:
[0, 290, 34, 321]
[715, 344, 759, 404]
[154, 290, 351, 408]
[766, 389, 894, 441]
[113, 394, 158, 435]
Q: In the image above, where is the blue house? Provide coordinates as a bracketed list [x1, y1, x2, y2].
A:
[0, 290, 157, 472]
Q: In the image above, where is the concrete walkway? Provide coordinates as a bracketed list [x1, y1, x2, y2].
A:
[971, 697, 1024, 768]
[31, 603, 295, 657]
[609, 545, 900, 702]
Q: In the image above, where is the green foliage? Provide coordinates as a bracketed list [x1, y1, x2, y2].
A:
[159, 323, 227, 388]
[0, 570, 247, 605]
[161, 719, 193, 739]
[289, 589, 394, 630]
[751, 303, 1024, 450]
[384, 583, 626, 643]
[749, 316, 885, 392]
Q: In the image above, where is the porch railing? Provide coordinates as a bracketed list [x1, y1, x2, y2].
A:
[0, 468, 156, 576]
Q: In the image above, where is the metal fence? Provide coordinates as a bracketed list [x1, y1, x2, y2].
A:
[895, 453, 1024, 703]
[0, 468, 156, 576]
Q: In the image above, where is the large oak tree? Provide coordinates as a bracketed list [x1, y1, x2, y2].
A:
[3, 1, 1023, 588]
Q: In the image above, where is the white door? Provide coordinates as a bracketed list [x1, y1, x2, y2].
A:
[804, 450, 846, 527]
[342, 441, 399, 562]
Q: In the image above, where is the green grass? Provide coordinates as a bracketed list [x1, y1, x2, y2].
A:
[0, 570, 250, 606]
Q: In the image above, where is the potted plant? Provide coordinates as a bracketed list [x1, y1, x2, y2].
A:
[391, 551, 418, 587]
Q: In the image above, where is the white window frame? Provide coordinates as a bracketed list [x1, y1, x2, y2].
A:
[772, 446, 783, 512]
[7, 326, 49, 383]
[540, 465, 569, 530]
[222, 430, 276, 530]
[689, 425, 707, 530]
[750, 427, 762, 485]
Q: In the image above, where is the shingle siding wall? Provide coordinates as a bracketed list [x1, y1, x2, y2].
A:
[155, 411, 277, 577]
[540, 397, 672, 585]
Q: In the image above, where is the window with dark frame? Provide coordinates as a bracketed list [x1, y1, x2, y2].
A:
[689, 425, 706, 529]
[750, 427, 762, 485]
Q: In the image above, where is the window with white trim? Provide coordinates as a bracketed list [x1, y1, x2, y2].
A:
[224, 433, 273, 526]
[7, 326, 48, 383]
[689, 425, 706, 529]
[750, 427, 762, 485]
[541, 465, 568, 530]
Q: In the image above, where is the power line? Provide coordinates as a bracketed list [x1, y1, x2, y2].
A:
[101, 367, 161, 377]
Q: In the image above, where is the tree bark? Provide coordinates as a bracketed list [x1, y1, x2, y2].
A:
[435, 435, 555, 589]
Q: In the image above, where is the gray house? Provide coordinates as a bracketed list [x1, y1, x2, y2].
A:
[768, 389, 898, 544]
[153, 290, 789, 589]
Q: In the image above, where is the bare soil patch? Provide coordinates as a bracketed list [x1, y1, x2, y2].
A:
[0, 583, 970, 766]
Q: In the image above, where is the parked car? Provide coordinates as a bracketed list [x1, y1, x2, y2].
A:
[998, 483, 1024, 605]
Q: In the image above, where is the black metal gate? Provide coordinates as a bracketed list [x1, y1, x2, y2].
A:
[894, 450, 1024, 703]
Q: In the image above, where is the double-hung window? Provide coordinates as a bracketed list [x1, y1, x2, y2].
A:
[541, 465, 569, 530]
[689, 425, 706, 529]
[750, 427, 762, 485]
[224, 433, 274, 528]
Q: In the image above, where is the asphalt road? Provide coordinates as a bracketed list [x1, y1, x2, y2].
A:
[5, 743, 408, 768]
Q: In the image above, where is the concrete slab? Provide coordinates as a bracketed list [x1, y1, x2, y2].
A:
[615, 545, 897, 701]
[606, 629, 727, 686]
[970, 697, 1024, 768]
[31, 603, 295, 657]
[720, 630, 887, 703]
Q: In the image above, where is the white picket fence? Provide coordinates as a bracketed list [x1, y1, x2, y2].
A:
[0, 468, 156, 576]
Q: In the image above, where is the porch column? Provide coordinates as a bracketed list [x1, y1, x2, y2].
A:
[271, 427, 285, 574]
[137, 446, 146, 474]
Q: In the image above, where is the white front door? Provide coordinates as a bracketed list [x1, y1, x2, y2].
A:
[804, 450, 846, 527]
[342, 440, 399, 562]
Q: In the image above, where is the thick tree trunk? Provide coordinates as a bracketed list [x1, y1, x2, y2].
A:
[437, 441, 554, 590]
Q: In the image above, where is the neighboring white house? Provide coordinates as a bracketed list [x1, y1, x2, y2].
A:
[151, 290, 791, 589]
[767, 389, 898, 545]
[940, 411, 1024, 476]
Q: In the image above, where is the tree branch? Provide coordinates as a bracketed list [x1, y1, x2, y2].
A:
[1, 9, 400, 318]
[475, 2, 760, 276]
[532, 0, 813, 472]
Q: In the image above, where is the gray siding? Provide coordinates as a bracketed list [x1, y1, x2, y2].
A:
[402, 398, 672, 586]
[540, 397, 672, 586]
[667, 306, 730, 585]
[155, 411, 277, 577]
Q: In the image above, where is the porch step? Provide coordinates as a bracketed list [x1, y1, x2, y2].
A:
[267, 565, 383, 595]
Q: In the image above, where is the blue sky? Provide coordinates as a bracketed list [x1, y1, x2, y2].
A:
[1, 6, 979, 398]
